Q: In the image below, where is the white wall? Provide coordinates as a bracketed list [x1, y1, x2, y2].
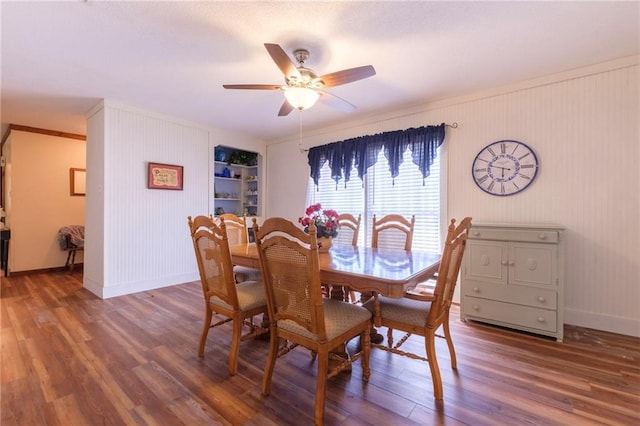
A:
[4, 130, 85, 272]
[84, 100, 264, 298]
[265, 57, 640, 337]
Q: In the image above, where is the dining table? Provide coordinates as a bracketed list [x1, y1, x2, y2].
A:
[229, 242, 441, 326]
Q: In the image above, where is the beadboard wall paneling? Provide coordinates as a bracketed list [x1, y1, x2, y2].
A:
[85, 108, 105, 290]
[447, 65, 639, 333]
[85, 100, 267, 299]
[266, 61, 639, 336]
[86, 102, 209, 298]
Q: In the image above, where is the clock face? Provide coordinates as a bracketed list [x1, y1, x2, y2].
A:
[472, 140, 539, 196]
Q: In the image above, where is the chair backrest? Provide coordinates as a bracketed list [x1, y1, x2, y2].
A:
[426, 217, 472, 327]
[334, 213, 361, 246]
[371, 214, 415, 251]
[215, 213, 248, 246]
[253, 217, 326, 340]
[188, 215, 239, 307]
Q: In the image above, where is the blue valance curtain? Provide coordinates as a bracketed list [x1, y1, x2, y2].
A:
[308, 123, 446, 187]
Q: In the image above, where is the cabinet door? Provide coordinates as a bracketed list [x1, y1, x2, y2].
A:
[465, 240, 508, 285]
[509, 242, 557, 288]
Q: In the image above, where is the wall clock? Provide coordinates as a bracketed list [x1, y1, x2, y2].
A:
[472, 140, 539, 196]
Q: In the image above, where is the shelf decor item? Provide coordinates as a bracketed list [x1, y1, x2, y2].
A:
[227, 150, 258, 166]
[298, 203, 338, 252]
[148, 162, 183, 190]
[215, 147, 227, 162]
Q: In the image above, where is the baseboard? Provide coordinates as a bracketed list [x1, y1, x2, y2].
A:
[565, 308, 640, 338]
[3, 264, 83, 276]
[84, 272, 200, 299]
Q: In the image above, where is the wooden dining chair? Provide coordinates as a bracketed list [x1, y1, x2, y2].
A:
[335, 213, 361, 246]
[364, 217, 472, 400]
[253, 217, 372, 426]
[371, 213, 415, 251]
[187, 215, 267, 375]
[214, 213, 262, 283]
[324, 213, 362, 301]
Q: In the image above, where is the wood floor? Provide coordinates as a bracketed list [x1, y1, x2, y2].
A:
[1, 271, 639, 425]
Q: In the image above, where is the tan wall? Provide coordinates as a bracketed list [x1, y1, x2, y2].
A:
[6, 130, 85, 272]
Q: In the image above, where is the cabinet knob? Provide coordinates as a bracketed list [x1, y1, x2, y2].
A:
[538, 234, 547, 240]
[472, 305, 480, 311]
[473, 287, 480, 293]
[501, 260, 508, 266]
[537, 296, 546, 303]
[508, 260, 515, 266]
[472, 230, 480, 236]
[537, 317, 545, 323]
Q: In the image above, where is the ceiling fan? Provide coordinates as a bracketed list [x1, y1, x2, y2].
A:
[223, 43, 376, 116]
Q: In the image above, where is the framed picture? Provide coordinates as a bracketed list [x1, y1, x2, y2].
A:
[148, 162, 183, 190]
[70, 168, 86, 196]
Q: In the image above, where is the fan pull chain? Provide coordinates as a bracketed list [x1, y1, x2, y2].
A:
[298, 111, 306, 154]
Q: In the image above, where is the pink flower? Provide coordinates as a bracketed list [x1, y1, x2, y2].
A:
[299, 203, 339, 238]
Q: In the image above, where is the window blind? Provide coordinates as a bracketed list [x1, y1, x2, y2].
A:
[306, 147, 441, 251]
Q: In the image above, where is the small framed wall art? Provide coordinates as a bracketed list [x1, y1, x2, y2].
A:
[147, 162, 183, 190]
[70, 168, 86, 196]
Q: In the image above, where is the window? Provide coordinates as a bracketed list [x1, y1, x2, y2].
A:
[306, 147, 441, 252]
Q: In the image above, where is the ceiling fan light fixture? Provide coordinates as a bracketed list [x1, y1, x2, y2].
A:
[223, 43, 375, 116]
[284, 87, 320, 111]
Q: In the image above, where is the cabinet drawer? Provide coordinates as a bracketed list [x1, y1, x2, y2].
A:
[463, 281, 557, 309]
[470, 228, 559, 244]
[463, 296, 557, 333]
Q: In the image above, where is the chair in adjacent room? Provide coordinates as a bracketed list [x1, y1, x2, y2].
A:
[57, 225, 85, 273]
[187, 215, 267, 375]
[215, 213, 262, 283]
[364, 217, 472, 400]
[253, 217, 372, 426]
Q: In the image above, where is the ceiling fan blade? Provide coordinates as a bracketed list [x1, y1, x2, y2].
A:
[264, 43, 301, 79]
[222, 84, 282, 90]
[318, 90, 357, 113]
[319, 65, 376, 88]
[278, 100, 294, 117]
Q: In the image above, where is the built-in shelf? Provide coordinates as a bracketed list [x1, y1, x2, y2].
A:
[212, 146, 261, 217]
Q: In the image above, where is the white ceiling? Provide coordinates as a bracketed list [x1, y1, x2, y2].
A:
[1, 1, 638, 141]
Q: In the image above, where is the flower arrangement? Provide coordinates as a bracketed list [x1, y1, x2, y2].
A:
[298, 203, 339, 238]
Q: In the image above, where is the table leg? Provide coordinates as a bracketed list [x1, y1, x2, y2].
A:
[329, 285, 346, 302]
[360, 291, 384, 344]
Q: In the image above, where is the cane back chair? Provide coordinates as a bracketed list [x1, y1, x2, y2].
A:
[334, 213, 361, 247]
[215, 213, 262, 282]
[371, 213, 415, 251]
[365, 217, 472, 400]
[253, 217, 372, 426]
[324, 213, 362, 302]
[188, 215, 267, 375]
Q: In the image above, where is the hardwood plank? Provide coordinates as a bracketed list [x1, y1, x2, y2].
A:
[1, 271, 639, 425]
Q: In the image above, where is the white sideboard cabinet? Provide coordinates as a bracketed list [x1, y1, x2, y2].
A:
[460, 223, 565, 341]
